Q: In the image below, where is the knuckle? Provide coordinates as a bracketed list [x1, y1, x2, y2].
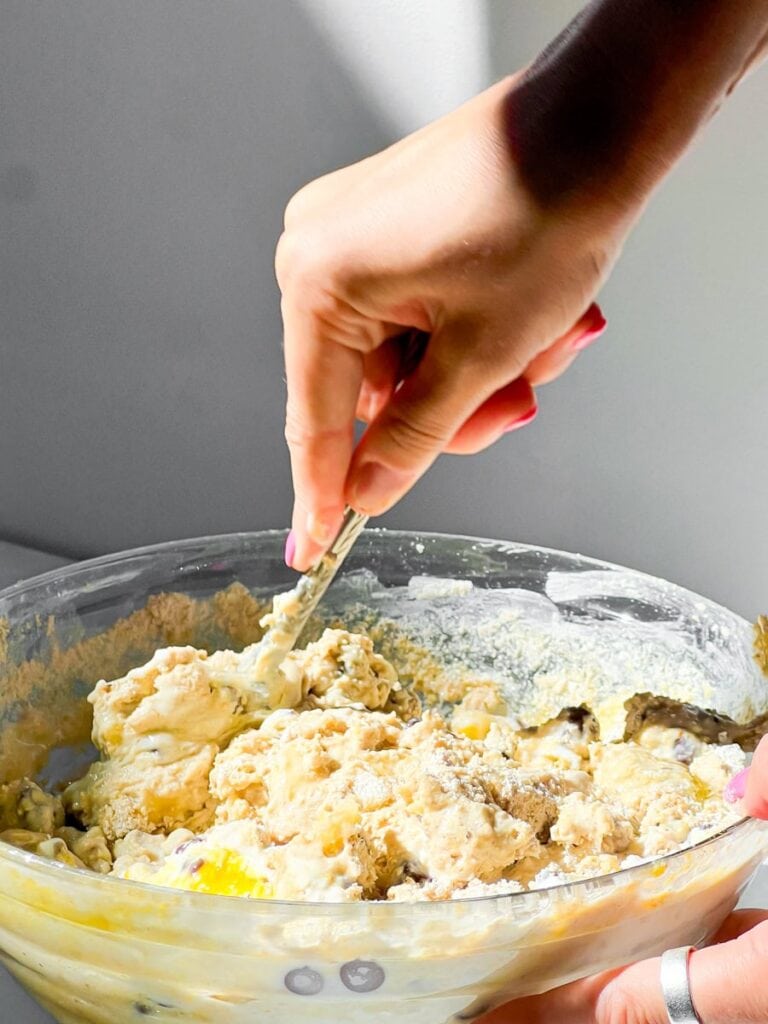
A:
[494, 345, 528, 382]
[282, 176, 329, 229]
[595, 980, 646, 1024]
[283, 186, 311, 230]
[277, 178, 347, 293]
[275, 227, 323, 291]
[742, 918, 768, 963]
[275, 229, 353, 321]
[442, 330, 526, 387]
[274, 230, 293, 287]
[583, 239, 617, 288]
[283, 411, 314, 451]
[384, 409, 450, 459]
[284, 407, 348, 453]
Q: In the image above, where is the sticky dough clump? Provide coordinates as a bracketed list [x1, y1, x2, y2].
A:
[0, 628, 746, 902]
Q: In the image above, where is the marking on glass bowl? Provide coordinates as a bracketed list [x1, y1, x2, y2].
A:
[284, 967, 324, 996]
[339, 959, 386, 993]
[134, 1000, 176, 1017]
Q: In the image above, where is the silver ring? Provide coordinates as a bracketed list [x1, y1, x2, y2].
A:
[660, 946, 703, 1024]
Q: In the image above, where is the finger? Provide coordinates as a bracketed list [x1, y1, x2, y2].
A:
[745, 735, 768, 818]
[444, 377, 537, 455]
[485, 911, 768, 1024]
[725, 735, 768, 812]
[598, 918, 768, 1024]
[358, 332, 533, 454]
[482, 967, 622, 1024]
[525, 303, 607, 386]
[356, 337, 405, 424]
[345, 322, 507, 515]
[282, 301, 365, 571]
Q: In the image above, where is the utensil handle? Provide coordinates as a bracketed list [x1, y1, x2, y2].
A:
[275, 508, 369, 652]
[322, 507, 369, 569]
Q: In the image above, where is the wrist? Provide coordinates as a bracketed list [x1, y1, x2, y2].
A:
[501, 0, 768, 212]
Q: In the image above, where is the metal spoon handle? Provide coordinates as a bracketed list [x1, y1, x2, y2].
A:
[324, 507, 369, 570]
[291, 507, 369, 636]
[241, 508, 369, 693]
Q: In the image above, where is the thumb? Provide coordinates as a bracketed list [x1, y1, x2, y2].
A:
[345, 322, 514, 514]
[744, 735, 768, 818]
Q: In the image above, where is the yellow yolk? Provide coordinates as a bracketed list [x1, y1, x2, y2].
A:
[127, 848, 273, 899]
[452, 710, 492, 741]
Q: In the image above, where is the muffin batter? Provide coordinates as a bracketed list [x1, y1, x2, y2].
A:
[0, 627, 745, 902]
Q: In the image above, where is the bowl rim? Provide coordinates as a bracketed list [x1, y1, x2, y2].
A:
[0, 528, 761, 913]
[0, 526, 756, 630]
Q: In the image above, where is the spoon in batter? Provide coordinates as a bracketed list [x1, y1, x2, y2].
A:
[239, 507, 369, 700]
[238, 332, 426, 703]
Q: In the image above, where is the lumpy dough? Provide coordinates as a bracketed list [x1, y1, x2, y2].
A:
[0, 628, 746, 902]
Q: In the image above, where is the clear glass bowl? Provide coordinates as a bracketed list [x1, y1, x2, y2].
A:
[0, 531, 766, 1024]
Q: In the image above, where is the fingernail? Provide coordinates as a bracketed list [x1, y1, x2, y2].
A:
[504, 404, 538, 433]
[724, 767, 749, 803]
[306, 512, 337, 546]
[570, 304, 607, 351]
[352, 462, 411, 514]
[284, 530, 296, 568]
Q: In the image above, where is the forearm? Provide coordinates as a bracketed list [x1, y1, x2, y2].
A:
[505, 0, 768, 210]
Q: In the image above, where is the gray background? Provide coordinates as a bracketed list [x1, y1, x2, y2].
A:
[1, 4, 767, 1016]
[2, 0, 768, 618]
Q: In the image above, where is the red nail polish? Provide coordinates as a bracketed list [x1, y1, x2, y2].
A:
[284, 530, 296, 568]
[504, 405, 538, 433]
[571, 304, 607, 351]
[724, 767, 749, 803]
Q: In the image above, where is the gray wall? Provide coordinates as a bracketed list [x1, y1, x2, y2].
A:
[2, 0, 767, 619]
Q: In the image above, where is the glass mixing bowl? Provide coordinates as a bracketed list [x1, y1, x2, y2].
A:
[0, 531, 766, 1024]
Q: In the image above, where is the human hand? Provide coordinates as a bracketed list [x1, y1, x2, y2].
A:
[724, 732, 768, 817]
[276, 74, 622, 570]
[277, 0, 768, 572]
[483, 735, 768, 1024]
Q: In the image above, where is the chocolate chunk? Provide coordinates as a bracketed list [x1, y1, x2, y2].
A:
[133, 1000, 175, 1017]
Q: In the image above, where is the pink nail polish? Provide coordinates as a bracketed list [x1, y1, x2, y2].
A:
[724, 767, 749, 804]
[504, 405, 538, 433]
[284, 529, 296, 568]
[570, 304, 607, 351]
